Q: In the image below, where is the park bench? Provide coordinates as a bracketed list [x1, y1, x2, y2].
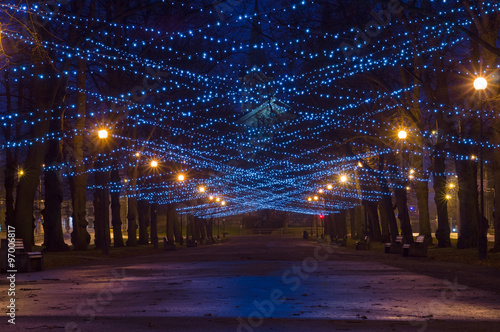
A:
[252, 228, 274, 235]
[355, 236, 371, 250]
[1, 238, 44, 273]
[402, 235, 428, 257]
[384, 236, 403, 254]
[163, 237, 176, 251]
[332, 235, 347, 247]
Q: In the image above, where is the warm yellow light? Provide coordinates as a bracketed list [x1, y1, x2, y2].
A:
[318, 188, 324, 194]
[124, 179, 128, 183]
[313, 196, 319, 201]
[199, 186, 206, 193]
[150, 160, 158, 168]
[410, 169, 415, 174]
[221, 201, 226, 206]
[358, 162, 363, 168]
[409, 175, 415, 180]
[98, 129, 108, 139]
[406, 186, 411, 191]
[216, 197, 220, 202]
[18, 169, 24, 177]
[177, 174, 185, 181]
[471, 155, 477, 160]
[474, 77, 487, 90]
[209, 195, 214, 201]
[448, 183, 455, 189]
[327, 184, 333, 190]
[135, 152, 141, 157]
[340, 175, 347, 183]
[308, 197, 312, 202]
[398, 130, 407, 139]
[446, 194, 452, 200]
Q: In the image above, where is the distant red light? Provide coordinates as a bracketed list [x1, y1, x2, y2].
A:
[319, 214, 324, 219]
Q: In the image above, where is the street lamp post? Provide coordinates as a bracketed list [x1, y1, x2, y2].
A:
[474, 76, 487, 260]
[96, 129, 110, 255]
[177, 174, 185, 245]
[150, 160, 159, 249]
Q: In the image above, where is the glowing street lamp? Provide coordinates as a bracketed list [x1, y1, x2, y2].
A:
[398, 129, 407, 140]
[474, 76, 487, 260]
[307, 197, 312, 202]
[327, 184, 333, 190]
[98, 129, 108, 139]
[474, 77, 487, 90]
[150, 160, 158, 168]
[340, 175, 347, 183]
[313, 196, 319, 201]
[177, 174, 185, 181]
[318, 188, 324, 194]
[198, 186, 206, 193]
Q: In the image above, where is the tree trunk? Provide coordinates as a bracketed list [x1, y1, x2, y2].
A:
[126, 165, 138, 246]
[354, 205, 364, 238]
[43, 158, 69, 251]
[138, 199, 149, 245]
[394, 187, 414, 244]
[365, 201, 381, 241]
[378, 199, 391, 243]
[433, 154, 451, 247]
[14, 63, 60, 251]
[94, 158, 110, 254]
[166, 203, 176, 243]
[493, 153, 500, 252]
[348, 208, 356, 239]
[3, 70, 18, 229]
[414, 153, 432, 244]
[151, 202, 158, 248]
[335, 210, 347, 238]
[110, 167, 124, 247]
[70, 57, 90, 251]
[456, 159, 479, 249]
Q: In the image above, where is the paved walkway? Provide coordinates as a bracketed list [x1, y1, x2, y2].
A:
[2, 236, 499, 331]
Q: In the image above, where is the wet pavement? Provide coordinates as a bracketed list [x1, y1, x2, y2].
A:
[2, 236, 500, 331]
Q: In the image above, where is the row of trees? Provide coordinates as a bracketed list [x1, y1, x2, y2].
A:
[0, 1, 499, 257]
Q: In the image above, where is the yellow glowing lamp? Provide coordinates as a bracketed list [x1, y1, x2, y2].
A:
[340, 175, 347, 183]
[98, 129, 108, 139]
[327, 184, 333, 190]
[177, 174, 185, 181]
[474, 77, 487, 90]
[398, 130, 407, 139]
[199, 186, 206, 193]
[150, 160, 158, 168]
